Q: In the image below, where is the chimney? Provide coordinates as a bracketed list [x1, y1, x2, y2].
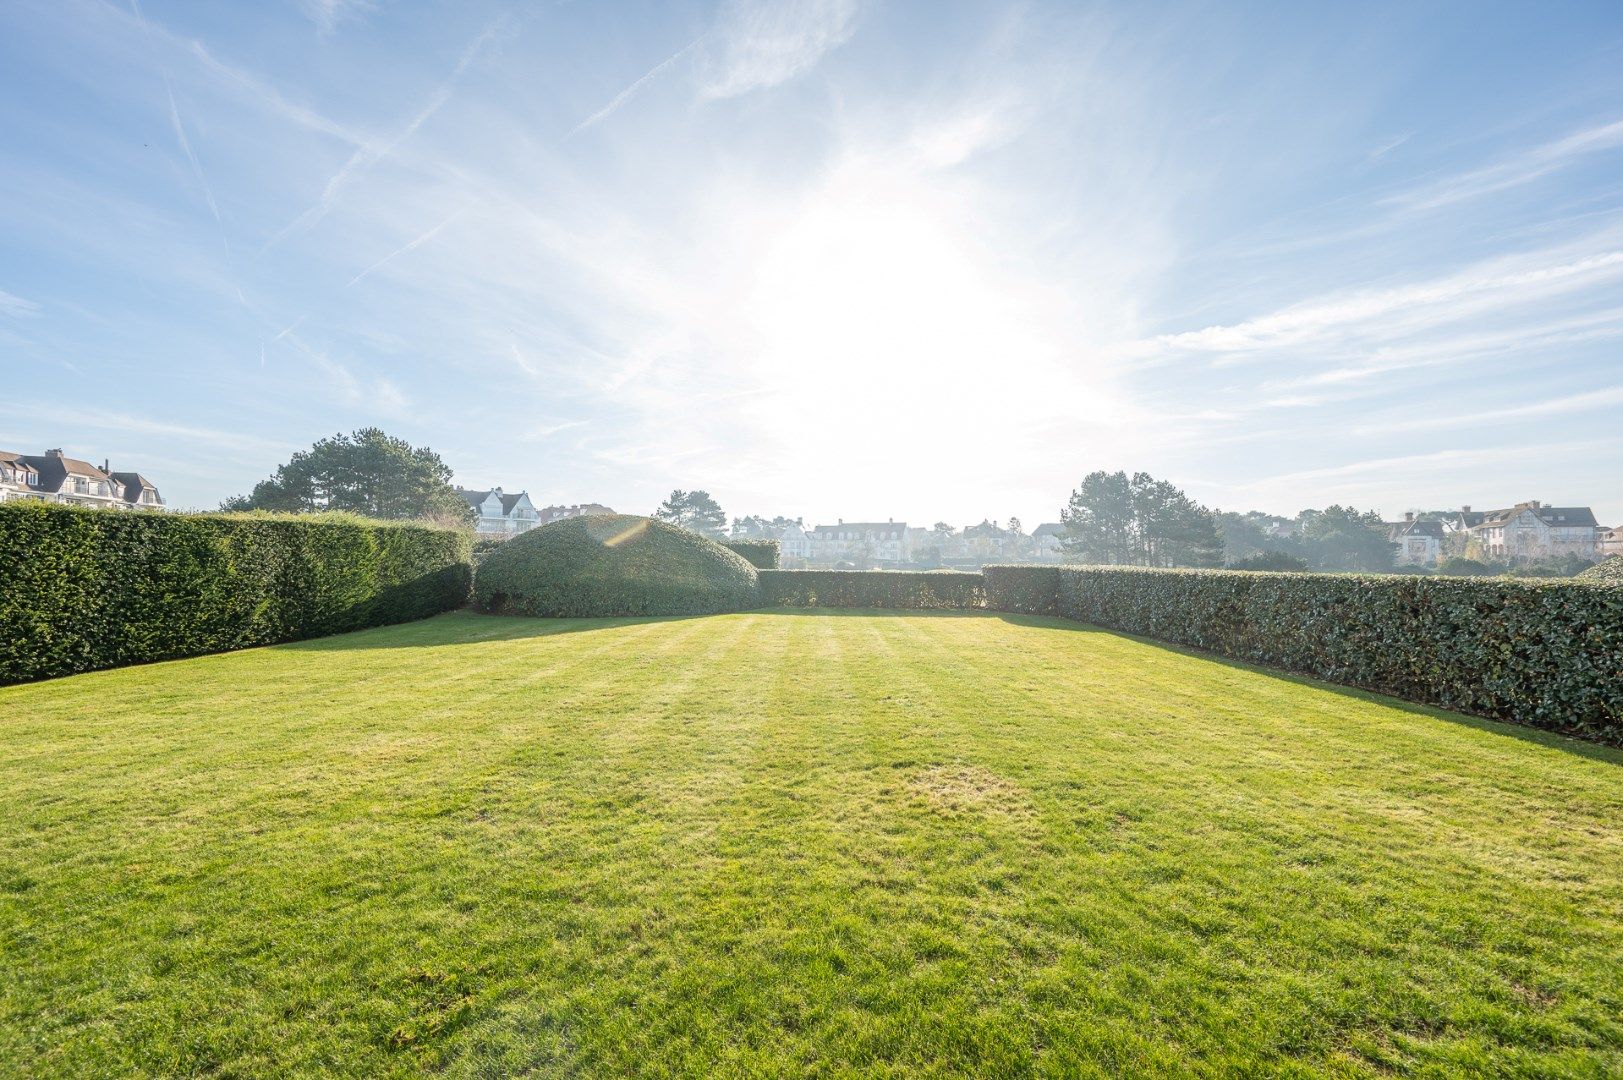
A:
[102, 459, 110, 474]
[1404, 512, 1414, 522]
[1529, 500, 1540, 509]
[1461, 505, 1470, 514]
[47, 448, 63, 458]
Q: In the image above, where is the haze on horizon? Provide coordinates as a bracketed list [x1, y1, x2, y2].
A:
[2, 0, 1620, 528]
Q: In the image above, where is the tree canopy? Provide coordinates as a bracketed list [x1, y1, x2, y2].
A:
[1061, 471, 1223, 567]
[221, 428, 467, 522]
[654, 489, 728, 539]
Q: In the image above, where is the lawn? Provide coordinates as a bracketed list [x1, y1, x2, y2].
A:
[2, 610, 1620, 1077]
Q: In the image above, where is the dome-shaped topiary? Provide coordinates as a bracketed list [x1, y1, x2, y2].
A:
[473, 514, 759, 617]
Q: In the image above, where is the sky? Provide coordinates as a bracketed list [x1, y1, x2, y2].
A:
[2, 0, 1621, 528]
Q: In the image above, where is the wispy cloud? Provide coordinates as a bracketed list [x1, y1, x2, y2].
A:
[130, 0, 222, 227]
[1148, 242, 1623, 359]
[699, 0, 859, 99]
[264, 18, 504, 249]
[0, 289, 41, 318]
[347, 203, 474, 286]
[1386, 118, 1623, 212]
[298, 0, 376, 36]
[566, 35, 707, 139]
[1353, 385, 1623, 435]
[0, 402, 290, 456]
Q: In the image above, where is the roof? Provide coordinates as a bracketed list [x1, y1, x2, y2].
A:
[1471, 504, 1598, 530]
[810, 522, 908, 535]
[1388, 519, 1444, 540]
[458, 488, 495, 508]
[1032, 523, 1066, 538]
[21, 452, 114, 494]
[109, 472, 159, 504]
[499, 492, 528, 514]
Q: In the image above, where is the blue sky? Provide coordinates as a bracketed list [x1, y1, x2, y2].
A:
[3, 0, 1621, 527]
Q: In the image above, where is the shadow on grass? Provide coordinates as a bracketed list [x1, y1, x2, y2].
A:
[989, 612, 1623, 765]
[273, 609, 711, 652]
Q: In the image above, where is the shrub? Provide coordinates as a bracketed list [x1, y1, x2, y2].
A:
[1228, 551, 1310, 572]
[983, 565, 1062, 615]
[1579, 556, 1623, 585]
[471, 534, 511, 565]
[759, 570, 985, 610]
[474, 515, 758, 617]
[1436, 556, 1495, 577]
[1051, 567, 1622, 743]
[0, 502, 471, 685]
[722, 539, 781, 569]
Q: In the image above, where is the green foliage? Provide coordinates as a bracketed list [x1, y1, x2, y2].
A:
[474, 514, 758, 617]
[471, 534, 511, 565]
[759, 570, 985, 610]
[1228, 551, 1310, 572]
[731, 514, 802, 538]
[1579, 556, 1623, 584]
[1061, 471, 1222, 567]
[0, 502, 471, 685]
[1297, 505, 1396, 572]
[653, 489, 728, 539]
[982, 565, 1062, 615]
[1046, 567, 1621, 743]
[722, 538, 780, 569]
[222, 427, 468, 521]
[1437, 555, 1495, 577]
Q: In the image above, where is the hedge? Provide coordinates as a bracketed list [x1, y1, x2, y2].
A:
[983, 565, 1063, 616]
[1031, 567, 1619, 743]
[0, 502, 472, 685]
[722, 539, 781, 569]
[759, 570, 985, 610]
[1578, 556, 1623, 585]
[474, 515, 758, 617]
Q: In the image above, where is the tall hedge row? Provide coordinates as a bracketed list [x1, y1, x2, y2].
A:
[759, 570, 986, 610]
[722, 539, 781, 569]
[0, 502, 471, 685]
[1023, 567, 1619, 742]
[983, 565, 1063, 616]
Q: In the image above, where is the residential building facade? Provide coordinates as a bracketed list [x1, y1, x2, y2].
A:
[807, 521, 912, 567]
[1466, 501, 1599, 562]
[1386, 514, 1444, 566]
[458, 487, 541, 536]
[2, 449, 163, 509]
[538, 503, 615, 526]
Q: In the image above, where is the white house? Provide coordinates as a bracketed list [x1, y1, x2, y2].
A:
[538, 503, 614, 525]
[1467, 501, 1598, 562]
[2, 449, 164, 509]
[1600, 525, 1623, 559]
[1386, 514, 1444, 565]
[458, 487, 541, 536]
[775, 523, 812, 564]
[807, 520, 911, 566]
[1032, 523, 1066, 562]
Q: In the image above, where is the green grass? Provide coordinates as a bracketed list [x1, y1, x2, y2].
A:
[2, 610, 1620, 1078]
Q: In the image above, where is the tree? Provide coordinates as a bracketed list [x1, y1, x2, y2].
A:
[1061, 471, 1223, 567]
[1297, 505, 1395, 572]
[654, 489, 727, 539]
[731, 514, 802, 538]
[1229, 551, 1309, 572]
[221, 428, 467, 522]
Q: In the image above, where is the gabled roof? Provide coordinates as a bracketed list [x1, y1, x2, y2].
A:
[22, 452, 115, 494]
[1388, 519, 1444, 540]
[810, 522, 908, 535]
[1032, 523, 1065, 539]
[109, 472, 159, 504]
[1470, 504, 1598, 530]
[499, 492, 530, 514]
[458, 488, 496, 508]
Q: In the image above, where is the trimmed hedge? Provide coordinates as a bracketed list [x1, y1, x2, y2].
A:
[474, 514, 758, 617]
[1037, 567, 1620, 743]
[0, 502, 471, 685]
[1578, 556, 1623, 585]
[723, 539, 781, 570]
[759, 570, 985, 610]
[983, 565, 1063, 616]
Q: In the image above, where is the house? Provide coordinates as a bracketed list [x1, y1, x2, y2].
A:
[960, 520, 1026, 563]
[1386, 514, 1444, 565]
[0, 452, 44, 502]
[112, 471, 164, 508]
[457, 487, 541, 536]
[1032, 523, 1066, 561]
[1600, 525, 1623, 559]
[1467, 501, 1599, 562]
[9, 449, 164, 509]
[807, 520, 911, 566]
[537, 503, 614, 525]
[775, 523, 812, 564]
